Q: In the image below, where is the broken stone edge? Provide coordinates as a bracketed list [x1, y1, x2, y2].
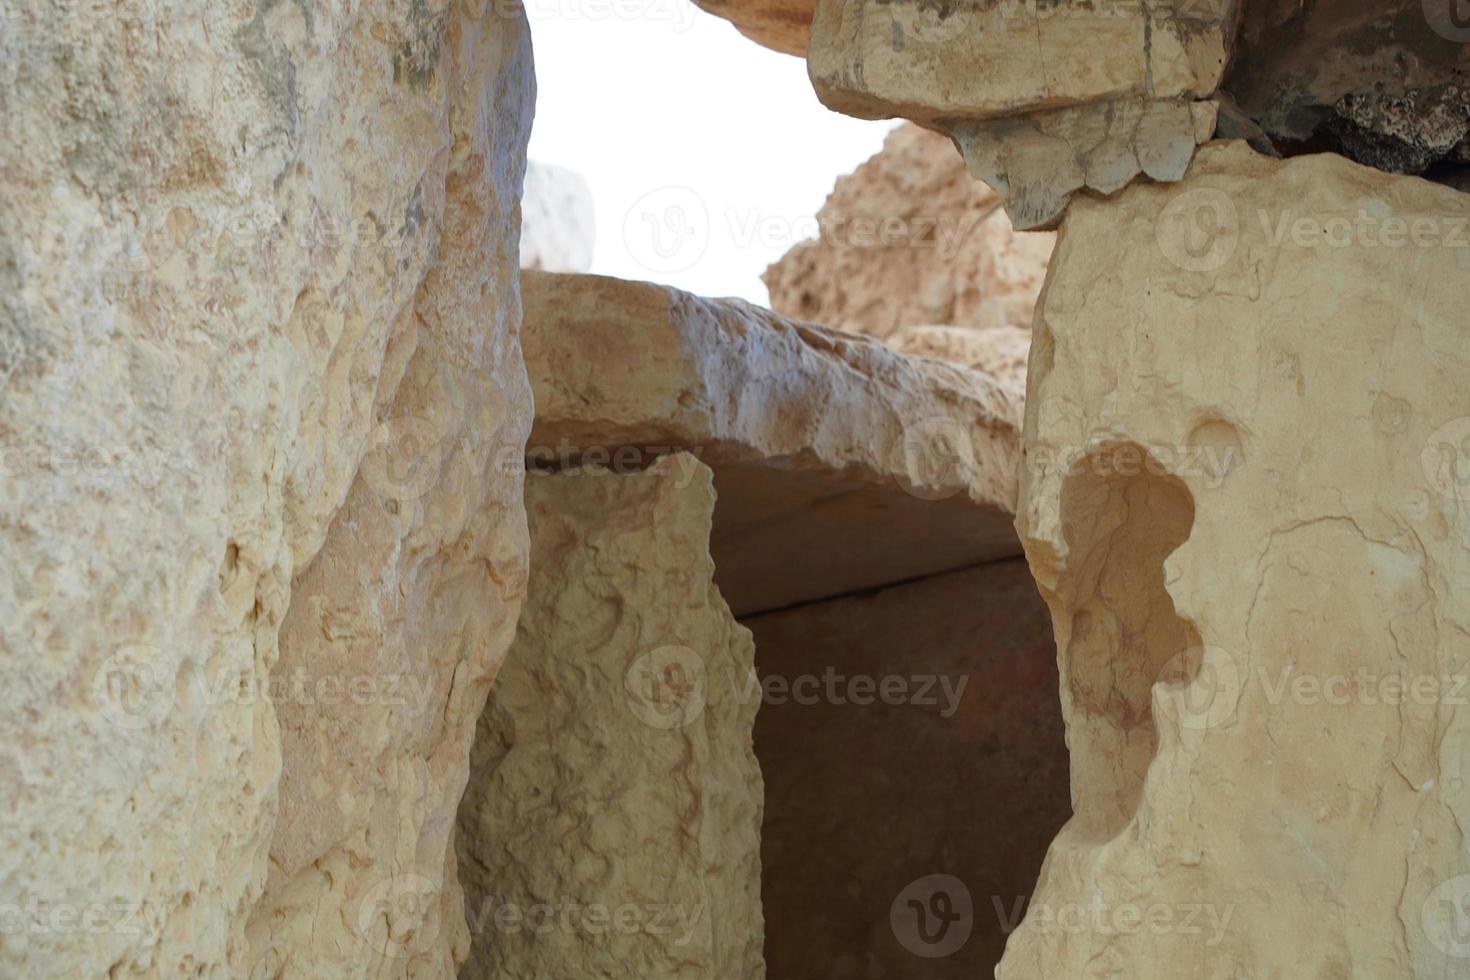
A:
[522, 270, 1025, 516]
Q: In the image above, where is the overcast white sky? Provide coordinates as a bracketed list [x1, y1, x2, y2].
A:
[525, 1, 897, 305]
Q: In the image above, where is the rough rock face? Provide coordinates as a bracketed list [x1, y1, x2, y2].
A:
[801, 0, 1238, 227]
[1003, 141, 1470, 976]
[522, 270, 1025, 614]
[456, 456, 764, 979]
[763, 124, 1053, 338]
[950, 98, 1220, 230]
[520, 161, 595, 272]
[747, 558, 1069, 976]
[0, 1, 532, 976]
[690, 0, 810, 57]
[1224, 1, 1470, 176]
[888, 324, 1031, 393]
[245, 10, 534, 976]
[806, 0, 1238, 125]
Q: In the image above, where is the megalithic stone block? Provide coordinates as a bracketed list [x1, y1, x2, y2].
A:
[1004, 140, 1470, 977]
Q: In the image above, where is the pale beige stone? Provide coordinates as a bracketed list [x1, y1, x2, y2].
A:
[747, 558, 1069, 976]
[1002, 141, 1470, 976]
[949, 98, 1220, 230]
[691, 0, 811, 57]
[456, 455, 764, 979]
[520, 161, 595, 273]
[806, 0, 1238, 125]
[0, 1, 532, 976]
[763, 124, 1054, 338]
[888, 324, 1031, 392]
[522, 270, 1024, 614]
[245, 9, 534, 977]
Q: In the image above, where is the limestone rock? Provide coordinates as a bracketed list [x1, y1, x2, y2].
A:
[690, 0, 811, 57]
[520, 162, 595, 273]
[0, 1, 532, 976]
[763, 124, 1053, 338]
[806, 0, 1239, 126]
[888, 324, 1031, 392]
[245, 9, 534, 977]
[522, 270, 1025, 614]
[949, 98, 1220, 230]
[456, 456, 764, 979]
[748, 558, 1069, 976]
[1003, 141, 1470, 976]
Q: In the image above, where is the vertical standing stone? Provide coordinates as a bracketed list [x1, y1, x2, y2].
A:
[0, 0, 534, 974]
[1003, 141, 1470, 977]
[456, 455, 765, 979]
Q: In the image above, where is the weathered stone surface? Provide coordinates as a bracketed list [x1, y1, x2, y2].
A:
[1225, 1, 1470, 176]
[1003, 141, 1470, 976]
[520, 161, 595, 273]
[456, 456, 764, 979]
[245, 10, 534, 977]
[888, 324, 1031, 392]
[522, 270, 1025, 614]
[0, 1, 532, 976]
[691, 0, 811, 57]
[950, 98, 1220, 230]
[763, 124, 1053, 338]
[806, 0, 1238, 125]
[747, 558, 1069, 976]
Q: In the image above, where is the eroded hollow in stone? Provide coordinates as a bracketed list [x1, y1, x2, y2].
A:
[747, 559, 1071, 976]
[453, 272, 1075, 976]
[1056, 442, 1200, 843]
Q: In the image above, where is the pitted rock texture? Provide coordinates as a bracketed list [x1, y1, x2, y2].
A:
[522, 270, 1025, 614]
[747, 559, 1069, 976]
[763, 124, 1053, 338]
[520, 161, 595, 272]
[888, 324, 1031, 393]
[456, 456, 765, 979]
[245, 8, 534, 976]
[1225, 0, 1470, 176]
[806, 0, 1239, 125]
[1002, 141, 1470, 977]
[950, 98, 1220, 230]
[0, 1, 532, 976]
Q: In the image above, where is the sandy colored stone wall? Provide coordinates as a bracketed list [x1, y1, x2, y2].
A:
[456, 455, 764, 978]
[0, 2, 533, 975]
[1004, 140, 1470, 976]
[745, 559, 1069, 976]
[764, 124, 1053, 340]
